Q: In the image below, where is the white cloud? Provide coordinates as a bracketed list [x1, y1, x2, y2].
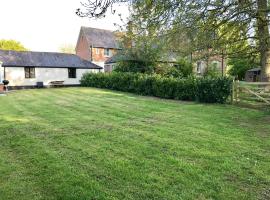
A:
[0, 0, 129, 52]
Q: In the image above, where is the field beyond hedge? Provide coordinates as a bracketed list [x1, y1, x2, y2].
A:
[0, 88, 269, 200]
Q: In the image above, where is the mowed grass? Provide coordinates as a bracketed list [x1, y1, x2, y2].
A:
[0, 88, 269, 200]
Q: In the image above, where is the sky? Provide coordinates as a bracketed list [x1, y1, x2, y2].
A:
[0, 0, 129, 52]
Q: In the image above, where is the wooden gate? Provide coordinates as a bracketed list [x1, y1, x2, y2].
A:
[231, 80, 270, 108]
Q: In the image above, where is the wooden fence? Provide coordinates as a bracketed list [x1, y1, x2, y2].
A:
[231, 80, 270, 108]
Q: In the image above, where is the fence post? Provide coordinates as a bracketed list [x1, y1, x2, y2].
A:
[236, 80, 240, 102]
[231, 79, 235, 104]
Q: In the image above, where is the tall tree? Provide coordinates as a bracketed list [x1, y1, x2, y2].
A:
[59, 44, 75, 54]
[77, 0, 270, 81]
[0, 39, 28, 51]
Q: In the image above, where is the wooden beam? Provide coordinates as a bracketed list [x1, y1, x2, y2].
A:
[243, 87, 270, 105]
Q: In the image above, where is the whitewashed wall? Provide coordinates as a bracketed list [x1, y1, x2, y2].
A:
[93, 61, 105, 72]
[5, 67, 99, 86]
[0, 62, 3, 83]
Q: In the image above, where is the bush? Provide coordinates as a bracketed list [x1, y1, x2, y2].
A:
[114, 60, 155, 74]
[228, 57, 259, 80]
[204, 63, 221, 78]
[81, 72, 232, 103]
[196, 77, 232, 103]
[156, 59, 193, 78]
[175, 58, 194, 77]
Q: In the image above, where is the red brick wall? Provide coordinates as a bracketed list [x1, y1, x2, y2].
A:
[92, 48, 117, 62]
[0, 84, 4, 93]
[76, 34, 91, 61]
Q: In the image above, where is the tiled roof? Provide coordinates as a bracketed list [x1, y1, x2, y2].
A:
[81, 27, 119, 49]
[0, 50, 102, 69]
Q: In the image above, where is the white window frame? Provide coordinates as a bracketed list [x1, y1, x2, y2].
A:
[197, 62, 202, 74]
[104, 48, 110, 57]
[96, 48, 100, 54]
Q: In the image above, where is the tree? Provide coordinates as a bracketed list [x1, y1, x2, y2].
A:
[77, 0, 270, 81]
[59, 44, 75, 54]
[228, 57, 259, 80]
[0, 39, 27, 51]
[114, 23, 164, 73]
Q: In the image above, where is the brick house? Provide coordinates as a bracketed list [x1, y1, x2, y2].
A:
[195, 55, 226, 76]
[76, 27, 120, 71]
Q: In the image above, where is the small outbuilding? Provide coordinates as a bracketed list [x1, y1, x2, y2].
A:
[0, 50, 102, 88]
[245, 68, 261, 82]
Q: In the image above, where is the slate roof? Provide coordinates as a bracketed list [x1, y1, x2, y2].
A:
[105, 55, 121, 64]
[0, 50, 102, 69]
[81, 27, 119, 49]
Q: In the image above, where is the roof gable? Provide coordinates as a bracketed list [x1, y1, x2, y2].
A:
[0, 50, 102, 69]
[81, 27, 119, 49]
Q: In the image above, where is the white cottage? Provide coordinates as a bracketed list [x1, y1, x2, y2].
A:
[0, 50, 102, 89]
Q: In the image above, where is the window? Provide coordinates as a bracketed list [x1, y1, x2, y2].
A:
[197, 62, 202, 74]
[96, 48, 100, 54]
[211, 61, 220, 69]
[68, 68, 76, 78]
[25, 67, 35, 78]
[104, 48, 110, 56]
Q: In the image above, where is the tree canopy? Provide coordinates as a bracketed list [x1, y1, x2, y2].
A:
[59, 44, 75, 54]
[0, 39, 28, 51]
[78, 0, 270, 81]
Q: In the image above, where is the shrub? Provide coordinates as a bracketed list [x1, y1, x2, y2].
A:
[157, 59, 193, 79]
[228, 57, 259, 80]
[196, 77, 232, 103]
[175, 58, 194, 77]
[204, 63, 221, 78]
[114, 60, 155, 74]
[80, 72, 232, 103]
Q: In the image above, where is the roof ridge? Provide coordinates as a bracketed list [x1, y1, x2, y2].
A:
[81, 26, 115, 33]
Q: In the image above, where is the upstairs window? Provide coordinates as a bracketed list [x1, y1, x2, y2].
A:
[104, 48, 110, 56]
[96, 48, 100, 54]
[25, 67, 35, 78]
[68, 68, 76, 78]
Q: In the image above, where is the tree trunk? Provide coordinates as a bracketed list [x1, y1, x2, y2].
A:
[257, 0, 270, 81]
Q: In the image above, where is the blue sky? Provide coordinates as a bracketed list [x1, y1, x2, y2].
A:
[0, 0, 129, 52]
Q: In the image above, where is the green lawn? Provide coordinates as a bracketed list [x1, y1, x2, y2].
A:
[0, 88, 269, 200]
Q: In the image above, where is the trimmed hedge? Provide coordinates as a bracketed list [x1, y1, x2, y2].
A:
[80, 72, 232, 103]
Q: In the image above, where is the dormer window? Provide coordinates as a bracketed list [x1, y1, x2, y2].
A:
[104, 48, 110, 56]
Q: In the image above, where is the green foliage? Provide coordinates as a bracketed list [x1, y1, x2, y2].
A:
[114, 60, 155, 73]
[197, 77, 232, 103]
[81, 72, 232, 103]
[176, 58, 194, 77]
[204, 62, 221, 78]
[228, 57, 259, 80]
[0, 88, 269, 199]
[163, 67, 184, 78]
[153, 59, 193, 78]
[0, 39, 27, 51]
[59, 44, 75, 54]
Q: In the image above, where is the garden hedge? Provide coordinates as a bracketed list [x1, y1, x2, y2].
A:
[80, 72, 232, 103]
